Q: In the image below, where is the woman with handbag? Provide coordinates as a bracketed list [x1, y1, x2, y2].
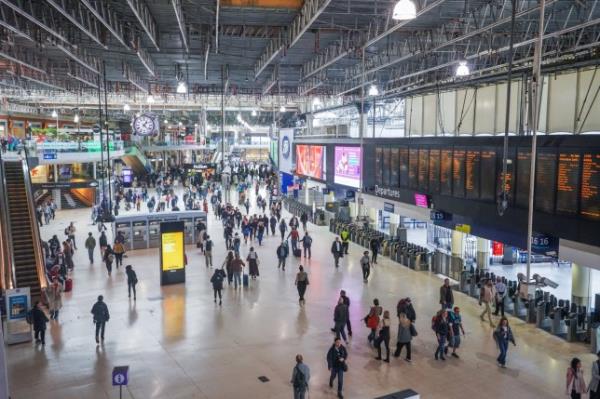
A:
[566, 358, 587, 399]
[246, 247, 260, 279]
[374, 310, 391, 362]
[365, 298, 383, 344]
[294, 265, 309, 305]
[394, 312, 416, 362]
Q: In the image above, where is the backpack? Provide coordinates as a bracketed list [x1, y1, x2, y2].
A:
[205, 240, 213, 251]
[431, 315, 441, 331]
[107, 254, 115, 263]
[292, 366, 306, 389]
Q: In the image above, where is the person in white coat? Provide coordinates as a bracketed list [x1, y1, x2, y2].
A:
[45, 277, 63, 321]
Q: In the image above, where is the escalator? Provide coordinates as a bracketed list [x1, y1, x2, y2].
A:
[123, 143, 152, 175]
[1, 160, 46, 300]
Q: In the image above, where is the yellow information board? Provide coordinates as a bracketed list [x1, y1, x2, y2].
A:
[161, 231, 184, 271]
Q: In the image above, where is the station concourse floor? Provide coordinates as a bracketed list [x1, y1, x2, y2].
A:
[6, 189, 595, 399]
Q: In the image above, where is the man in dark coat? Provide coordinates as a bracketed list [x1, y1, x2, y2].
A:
[91, 295, 110, 344]
[326, 338, 348, 399]
[330, 237, 344, 268]
[276, 241, 289, 270]
[31, 301, 49, 345]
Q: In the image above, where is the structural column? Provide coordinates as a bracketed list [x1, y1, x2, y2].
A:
[571, 263, 591, 306]
[476, 238, 490, 269]
[451, 230, 464, 258]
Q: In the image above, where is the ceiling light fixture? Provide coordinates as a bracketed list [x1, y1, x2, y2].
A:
[313, 97, 322, 107]
[51, 110, 58, 118]
[456, 61, 470, 77]
[279, 105, 286, 113]
[73, 114, 80, 123]
[368, 84, 379, 96]
[164, 119, 168, 124]
[123, 103, 131, 112]
[251, 109, 257, 117]
[176, 81, 187, 94]
[147, 94, 155, 104]
[392, 0, 417, 20]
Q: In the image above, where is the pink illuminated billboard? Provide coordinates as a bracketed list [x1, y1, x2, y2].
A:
[334, 146, 362, 188]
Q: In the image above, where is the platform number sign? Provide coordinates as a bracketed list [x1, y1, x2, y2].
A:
[531, 233, 558, 255]
[112, 366, 129, 386]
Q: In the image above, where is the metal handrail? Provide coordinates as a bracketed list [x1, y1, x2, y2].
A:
[0, 157, 15, 290]
[20, 148, 48, 291]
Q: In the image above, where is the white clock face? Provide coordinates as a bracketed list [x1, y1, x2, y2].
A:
[134, 115, 156, 136]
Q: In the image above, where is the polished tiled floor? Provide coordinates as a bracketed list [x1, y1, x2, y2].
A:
[5, 187, 595, 398]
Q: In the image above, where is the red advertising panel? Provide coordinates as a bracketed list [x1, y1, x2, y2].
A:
[492, 241, 504, 256]
[296, 145, 326, 180]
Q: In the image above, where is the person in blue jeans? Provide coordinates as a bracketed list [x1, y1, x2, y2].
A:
[433, 309, 449, 361]
[494, 316, 516, 368]
[327, 338, 348, 399]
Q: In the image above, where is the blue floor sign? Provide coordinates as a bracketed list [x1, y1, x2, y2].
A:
[112, 366, 129, 386]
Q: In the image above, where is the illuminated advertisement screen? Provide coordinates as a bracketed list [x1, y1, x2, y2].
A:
[334, 146, 361, 188]
[296, 144, 326, 180]
[161, 231, 184, 271]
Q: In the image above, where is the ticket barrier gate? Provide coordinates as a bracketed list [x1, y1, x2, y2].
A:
[591, 324, 600, 352]
[432, 251, 451, 276]
[382, 238, 399, 256]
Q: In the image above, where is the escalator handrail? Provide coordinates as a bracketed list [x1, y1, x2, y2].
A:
[0, 159, 15, 290]
[20, 149, 48, 291]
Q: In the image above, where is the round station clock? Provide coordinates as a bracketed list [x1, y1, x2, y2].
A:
[133, 113, 158, 136]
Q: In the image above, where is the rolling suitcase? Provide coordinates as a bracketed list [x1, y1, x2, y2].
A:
[293, 248, 302, 258]
[243, 274, 249, 287]
[64, 278, 73, 292]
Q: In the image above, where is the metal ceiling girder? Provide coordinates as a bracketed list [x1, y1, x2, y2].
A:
[80, 0, 130, 50]
[301, 39, 350, 80]
[171, 0, 189, 53]
[0, 0, 70, 43]
[126, 0, 160, 51]
[0, 47, 47, 74]
[67, 61, 99, 89]
[53, 42, 101, 75]
[123, 62, 147, 93]
[254, 0, 332, 78]
[298, 72, 325, 95]
[262, 64, 279, 95]
[204, 43, 210, 80]
[132, 36, 156, 77]
[9, 67, 67, 91]
[0, 2, 35, 41]
[45, 0, 107, 49]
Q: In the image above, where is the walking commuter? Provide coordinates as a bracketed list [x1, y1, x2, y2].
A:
[588, 351, 600, 399]
[31, 301, 48, 345]
[326, 338, 348, 399]
[279, 219, 287, 241]
[91, 295, 110, 344]
[341, 290, 352, 337]
[269, 215, 277, 235]
[99, 231, 108, 257]
[433, 309, 449, 361]
[340, 227, 350, 255]
[447, 306, 465, 358]
[333, 297, 349, 342]
[479, 280, 496, 327]
[374, 310, 391, 362]
[103, 245, 114, 276]
[222, 251, 234, 286]
[232, 233, 241, 256]
[125, 265, 138, 300]
[397, 297, 416, 323]
[360, 251, 371, 282]
[45, 277, 63, 320]
[85, 232, 96, 263]
[394, 312, 415, 361]
[113, 240, 125, 269]
[493, 276, 507, 317]
[67, 222, 77, 249]
[277, 240, 289, 270]
[439, 278, 454, 310]
[287, 227, 300, 252]
[291, 354, 310, 399]
[331, 237, 344, 268]
[566, 358, 587, 399]
[204, 235, 213, 268]
[295, 265, 309, 305]
[246, 247, 260, 279]
[493, 316, 516, 368]
[231, 253, 245, 288]
[300, 211, 308, 231]
[210, 267, 226, 305]
[365, 298, 382, 344]
[370, 237, 380, 264]
[301, 232, 312, 259]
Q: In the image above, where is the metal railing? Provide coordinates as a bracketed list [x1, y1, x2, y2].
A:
[0, 157, 15, 291]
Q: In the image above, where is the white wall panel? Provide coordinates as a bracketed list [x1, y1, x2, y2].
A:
[577, 68, 600, 133]
[538, 76, 549, 133]
[494, 81, 520, 134]
[408, 95, 423, 136]
[438, 91, 456, 135]
[422, 94, 437, 135]
[456, 88, 476, 135]
[547, 71, 577, 133]
[474, 85, 496, 134]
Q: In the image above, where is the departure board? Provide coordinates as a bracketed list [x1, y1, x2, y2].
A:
[418, 148, 429, 191]
[480, 149, 496, 201]
[465, 150, 481, 199]
[452, 149, 466, 197]
[440, 149, 453, 195]
[383, 148, 391, 186]
[399, 147, 409, 187]
[556, 151, 580, 215]
[375, 148, 382, 185]
[408, 148, 419, 189]
[516, 150, 531, 208]
[390, 148, 399, 187]
[581, 152, 600, 219]
[535, 151, 557, 213]
[429, 149, 441, 193]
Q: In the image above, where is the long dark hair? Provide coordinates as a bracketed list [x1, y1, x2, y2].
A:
[571, 358, 581, 376]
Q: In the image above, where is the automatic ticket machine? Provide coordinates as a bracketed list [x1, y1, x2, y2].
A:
[180, 217, 194, 244]
[148, 220, 161, 247]
[115, 221, 132, 251]
[132, 221, 147, 250]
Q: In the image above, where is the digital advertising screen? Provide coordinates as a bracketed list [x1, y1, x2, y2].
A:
[296, 144, 326, 180]
[334, 146, 362, 188]
[161, 231, 185, 272]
